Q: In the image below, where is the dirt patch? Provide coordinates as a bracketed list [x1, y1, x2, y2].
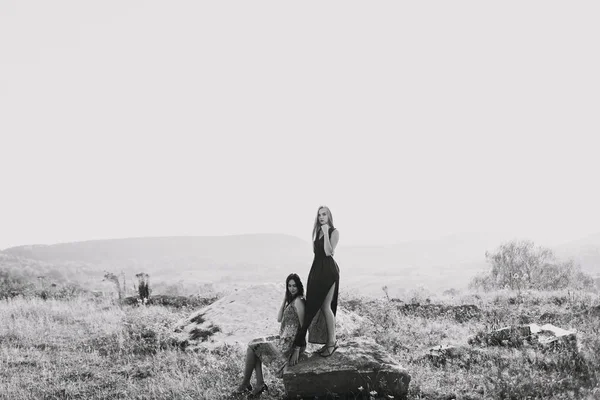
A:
[189, 325, 221, 342]
[190, 313, 205, 324]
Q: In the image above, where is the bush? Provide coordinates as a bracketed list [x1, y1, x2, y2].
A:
[0, 268, 88, 300]
[470, 240, 595, 292]
[0, 268, 34, 298]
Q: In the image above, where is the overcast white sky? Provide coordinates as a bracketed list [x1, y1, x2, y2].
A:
[1, 1, 599, 250]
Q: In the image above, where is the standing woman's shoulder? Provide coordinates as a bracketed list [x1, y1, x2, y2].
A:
[293, 295, 305, 322]
[330, 228, 340, 242]
[293, 296, 305, 308]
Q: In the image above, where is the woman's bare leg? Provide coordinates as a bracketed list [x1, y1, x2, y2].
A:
[236, 346, 256, 390]
[254, 358, 264, 386]
[320, 283, 337, 351]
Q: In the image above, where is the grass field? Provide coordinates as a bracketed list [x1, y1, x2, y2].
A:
[1, 289, 599, 400]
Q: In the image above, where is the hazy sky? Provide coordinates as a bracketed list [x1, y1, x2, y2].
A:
[1, 1, 599, 250]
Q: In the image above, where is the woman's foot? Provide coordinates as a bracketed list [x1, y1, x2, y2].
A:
[232, 382, 252, 395]
[315, 341, 336, 354]
[319, 342, 339, 358]
[314, 344, 328, 354]
[248, 382, 268, 398]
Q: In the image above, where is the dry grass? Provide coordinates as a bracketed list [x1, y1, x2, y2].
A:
[1, 289, 599, 399]
[0, 296, 254, 400]
[340, 288, 600, 399]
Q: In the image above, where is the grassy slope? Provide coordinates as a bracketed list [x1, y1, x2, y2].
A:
[1, 290, 599, 400]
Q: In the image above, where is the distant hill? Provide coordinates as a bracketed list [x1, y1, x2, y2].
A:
[5, 231, 597, 297]
[0, 251, 109, 293]
[0, 233, 505, 297]
[553, 233, 600, 276]
[1, 234, 313, 295]
[3, 234, 310, 265]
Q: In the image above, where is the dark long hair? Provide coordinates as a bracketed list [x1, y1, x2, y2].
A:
[312, 205, 335, 242]
[285, 273, 304, 306]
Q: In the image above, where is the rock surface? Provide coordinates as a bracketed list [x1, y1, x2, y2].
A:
[468, 323, 577, 351]
[537, 323, 577, 350]
[173, 283, 367, 349]
[283, 337, 411, 399]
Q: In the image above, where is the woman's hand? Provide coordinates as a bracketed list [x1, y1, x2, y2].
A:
[321, 224, 329, 234]
[289, 347, 300, 366]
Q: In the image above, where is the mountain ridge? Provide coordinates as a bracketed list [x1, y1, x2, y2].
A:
[2, 232, 597, 296]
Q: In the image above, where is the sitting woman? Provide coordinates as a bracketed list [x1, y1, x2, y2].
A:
[233, 273, 306, 398]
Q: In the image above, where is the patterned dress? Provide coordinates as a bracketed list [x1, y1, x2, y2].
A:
[248, 298, 304, 377]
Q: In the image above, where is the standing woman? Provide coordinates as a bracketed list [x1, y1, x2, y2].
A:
[290, 206, 340, 365]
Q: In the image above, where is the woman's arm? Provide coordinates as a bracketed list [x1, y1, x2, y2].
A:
[277, 296, 287, 323]
[288, 297, 306, 366]
[323, 229, 339, 256]
[293, 297, 305, 324]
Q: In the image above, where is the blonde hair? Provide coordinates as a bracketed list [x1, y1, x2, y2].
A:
[312, 205, 335, 242]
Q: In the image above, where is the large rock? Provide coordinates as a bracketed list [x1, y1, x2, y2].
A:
[536, 323, 577, 351]
[468, 323, 577, 351]
[172, 283, 281, 349]
[283, 337, 410, 399]
[172, 283, 367, 350]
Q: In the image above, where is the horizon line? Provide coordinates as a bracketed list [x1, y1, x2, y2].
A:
[2, 231, 598, 252]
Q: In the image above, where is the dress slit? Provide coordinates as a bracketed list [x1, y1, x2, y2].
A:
[293, 228, 340, 347]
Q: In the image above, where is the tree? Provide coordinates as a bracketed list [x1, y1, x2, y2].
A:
[0, 269, 33, 298]
[103, 272, 123, 300]
[135, 272, 150, 304]
[471, 240, 595, 291]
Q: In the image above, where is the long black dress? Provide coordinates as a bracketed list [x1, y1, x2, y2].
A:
[293, 227, 340, 347]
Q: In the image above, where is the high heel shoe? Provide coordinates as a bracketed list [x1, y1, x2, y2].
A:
[231, 383, 252, 395]
[315, 340, 337, 355]
[248, 383, 268, 398]
[313, 344, 328, 355]
[319, 342, 339, 358]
